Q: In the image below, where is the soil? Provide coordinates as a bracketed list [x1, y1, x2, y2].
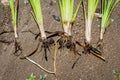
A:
[0, 0, 120, 80]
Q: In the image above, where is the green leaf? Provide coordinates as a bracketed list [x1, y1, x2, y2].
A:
[72, 0, 83, 22]
[29, 0, 43, 25]
[112, 70, 117, 74]
[58, 0, 82, 23]
[118, 74, 120, 80]
[101, 0, 120, 30]
[88, 0, 99, 20]
[39, 74, 47, 80]
[9, 0, 17, 26]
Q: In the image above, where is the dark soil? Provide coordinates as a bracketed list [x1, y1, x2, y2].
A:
[0, 0, 120, 80]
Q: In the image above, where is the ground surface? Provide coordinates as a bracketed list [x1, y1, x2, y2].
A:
[0, 0, 120, 80]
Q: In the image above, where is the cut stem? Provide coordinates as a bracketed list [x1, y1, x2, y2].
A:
[29, 0, 46, 40]
[100, 29, 104, 40]
[14, 25, 18, 38]
[85, 18, 92, 44]
[85, 0, 99, 44]
[58, 0, 82, 36]
[9, 0, 18, 38]
[100, 0, 120, 41]
[63, 22, 72, 36]
[38, 24, 46, 39]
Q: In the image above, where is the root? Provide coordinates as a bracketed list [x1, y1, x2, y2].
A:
[25, 57, 55, 74]
[21, 30, 55, 60]
[97, 39, 104, 52]
[76, 41, 105, 61]
[14, 38, 22, 56]
[21, 30, 40, 40]
[57, 36, 72, 48]
[0, 30, 14, 35]
[0, 39, 13, 44]
[21, 37, 58, 74]
[90, 50, 105, 61]
[72, 57, 80, 69]
[53, 38, 59, 74]
[20, 41, 40, 59]
[21, 30, 64, 40]
[41, 38, 54, 61]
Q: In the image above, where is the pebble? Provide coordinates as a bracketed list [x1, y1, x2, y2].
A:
[52, 15, 60, 22]
[98, 25, 100, 27]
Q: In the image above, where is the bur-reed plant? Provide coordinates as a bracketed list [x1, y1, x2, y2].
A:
[85, 0, 99, 44]
[29, 0, 46, 40]
[22, 0, 55, 74]
[9, 0, 18, 38]
[81, 0, 105, 60]
[100, 0, 120, 41]
[58, 0, 83, 36]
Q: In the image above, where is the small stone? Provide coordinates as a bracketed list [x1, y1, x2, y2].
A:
[52, 15, 60, 22]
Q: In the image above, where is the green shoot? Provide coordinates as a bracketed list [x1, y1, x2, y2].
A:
[112, 70, 120, 80]
[9, 0, 18, 38]
[26, 73, 47, 80]
[112, 70, 117, 74]
[58, 0, 83, 36]
[29, 0, 46, 39]
[85, 0, 99, 44]
[40, 74, 47, 80]
[26, 73, 36, 80]
[100, 0, 120, 40]
[118, 74, 120, 80]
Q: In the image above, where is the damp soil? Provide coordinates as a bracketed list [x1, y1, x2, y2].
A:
[0, 0, 120, 80]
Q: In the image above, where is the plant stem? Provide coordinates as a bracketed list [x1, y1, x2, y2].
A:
[100, 28, 104, 40]
[85, 0, 99, 44]
[85, 18, 92, 44]
[38, 24, 46, 40]
[63, 22, 72, 36]
[14, 25, 18, 38]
